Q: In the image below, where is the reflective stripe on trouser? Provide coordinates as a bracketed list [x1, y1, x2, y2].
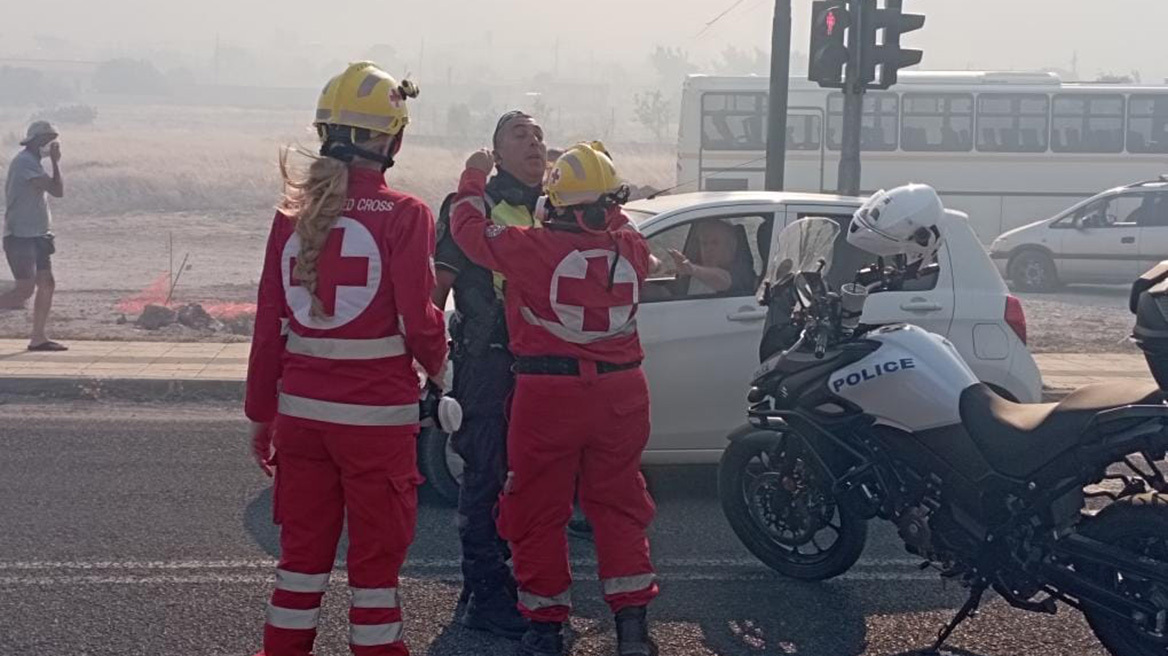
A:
[518, 588, 572, 612]
[349, 587, 405, 651]
[497, 370, 658, 623]
[602, 573, 656, 597]
[264, 417, 419, 656]
[265, 568, 330, 632]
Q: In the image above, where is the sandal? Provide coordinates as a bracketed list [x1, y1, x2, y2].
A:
[28, 340, 68, 352]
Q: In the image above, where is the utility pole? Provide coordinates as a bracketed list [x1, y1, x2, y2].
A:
[837, 0, 868, 196]
[764, 0, 792, 191]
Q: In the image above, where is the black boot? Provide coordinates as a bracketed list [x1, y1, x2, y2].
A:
[615, 606, 658, 656]
[518, 621, 564, 656]
[454, 584, 472, 621]
[463, 585, 529, 641]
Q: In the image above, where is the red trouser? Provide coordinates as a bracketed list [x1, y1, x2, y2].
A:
[496, 364, 658, 623]
[263, 416, 423, 656]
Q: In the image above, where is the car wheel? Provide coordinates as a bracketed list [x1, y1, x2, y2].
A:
[418, 427, 464, 506]
[1009, 250, 1060, 292]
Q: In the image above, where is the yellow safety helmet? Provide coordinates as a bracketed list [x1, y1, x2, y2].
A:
[546, 141, 626, 208]
[315, 61, 418, 137]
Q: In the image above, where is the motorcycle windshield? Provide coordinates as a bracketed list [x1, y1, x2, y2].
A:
[765, 217, 841, 285]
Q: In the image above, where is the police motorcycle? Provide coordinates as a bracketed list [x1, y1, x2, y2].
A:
[718, 185, 1168, 656]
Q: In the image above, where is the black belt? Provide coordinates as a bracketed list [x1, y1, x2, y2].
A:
[513, 356, 641, 376]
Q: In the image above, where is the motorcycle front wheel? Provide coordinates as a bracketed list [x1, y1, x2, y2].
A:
[718, 430, 867, 580]
[1079, 493, 1168, 656]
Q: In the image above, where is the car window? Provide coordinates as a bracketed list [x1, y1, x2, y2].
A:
[643, 214, 772, 302]
[1075, 194, 1143, 228]
[795, 213, 939, 292]
[1135, 192, 1168, 228]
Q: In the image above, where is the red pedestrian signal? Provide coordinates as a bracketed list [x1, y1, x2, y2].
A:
[809, 1, 850, 87]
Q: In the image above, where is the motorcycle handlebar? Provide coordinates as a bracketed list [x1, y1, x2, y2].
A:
[814, 328, 828, 359]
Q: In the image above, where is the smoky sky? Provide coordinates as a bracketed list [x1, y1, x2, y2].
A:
[1, 0, 1161, 84]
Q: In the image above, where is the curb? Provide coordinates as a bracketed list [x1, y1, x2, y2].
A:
[0, 376, 244, 403]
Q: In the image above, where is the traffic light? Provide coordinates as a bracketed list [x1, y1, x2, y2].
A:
[863, 0, 925, 89]
[808, 1, 850, 88]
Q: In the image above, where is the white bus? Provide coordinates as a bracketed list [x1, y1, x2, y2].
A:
[677, 71, 1168, 241]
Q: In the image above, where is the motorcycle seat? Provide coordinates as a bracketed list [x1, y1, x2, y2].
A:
[959, 383, 1165, 479]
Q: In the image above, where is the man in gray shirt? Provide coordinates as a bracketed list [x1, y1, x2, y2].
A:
[1, 121, 66, 351]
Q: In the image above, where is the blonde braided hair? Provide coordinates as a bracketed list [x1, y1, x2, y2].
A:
[278, 147, 349, 318]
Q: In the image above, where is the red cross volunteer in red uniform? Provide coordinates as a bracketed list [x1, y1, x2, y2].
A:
[245, 62, 447, 656]
[450, 142, 660, 656]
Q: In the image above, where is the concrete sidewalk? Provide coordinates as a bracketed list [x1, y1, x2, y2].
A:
[0, 340, 247, 401]
[0, 339, 1154, 401]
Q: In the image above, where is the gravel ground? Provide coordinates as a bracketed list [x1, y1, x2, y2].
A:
[1016, 285, 1137, 353]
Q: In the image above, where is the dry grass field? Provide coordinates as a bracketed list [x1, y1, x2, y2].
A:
[0, 103, 675, 343]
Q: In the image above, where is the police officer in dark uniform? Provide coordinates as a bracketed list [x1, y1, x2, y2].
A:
[432, 110, 548, 640]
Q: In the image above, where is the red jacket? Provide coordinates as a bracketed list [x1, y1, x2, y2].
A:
[245, 168, 448, 431]
[450, 168, 650, 364]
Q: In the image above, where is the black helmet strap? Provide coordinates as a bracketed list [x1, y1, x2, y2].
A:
[318, 124, 400, 172]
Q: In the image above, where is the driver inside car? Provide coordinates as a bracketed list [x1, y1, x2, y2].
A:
[645, 219, 756, 300]
[668, 219, 756, 296]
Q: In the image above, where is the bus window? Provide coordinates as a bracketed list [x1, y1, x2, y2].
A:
[1127, 94, 1168, 154]
[1052, 94, 1125, 153]
[901, 93, 974, 152]
[977, 94, 1049, 153]
[786, 114, 823, 151]
[827, 93, 898, 151]
[701, 92, 822, 152]
[701, 92, 768, 151]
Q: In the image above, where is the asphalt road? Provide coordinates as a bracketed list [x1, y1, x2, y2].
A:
[0, 402, 1113, 656]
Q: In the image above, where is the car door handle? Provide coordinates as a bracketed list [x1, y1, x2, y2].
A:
[1122, 236, 1136, 244]
[900, 301, 943, 312]
[727, 308, 766, 323]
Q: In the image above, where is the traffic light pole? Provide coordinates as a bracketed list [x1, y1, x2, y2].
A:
[838, 0, 866, 196]
[764, 0, 792, 191]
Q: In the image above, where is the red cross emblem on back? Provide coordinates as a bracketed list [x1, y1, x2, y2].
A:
[290, 227, 371, 316]
[555, 254, 636, 332]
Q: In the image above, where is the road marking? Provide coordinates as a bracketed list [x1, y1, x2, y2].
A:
[0, 557, 924, 571]
[0, 557, 940, 586]
[0, 571, 939, 586]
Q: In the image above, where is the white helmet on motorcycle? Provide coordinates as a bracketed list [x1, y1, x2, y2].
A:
[847, 184, 944, 263]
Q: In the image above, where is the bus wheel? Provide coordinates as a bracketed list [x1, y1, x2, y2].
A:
[1010, 250, 1059, 292]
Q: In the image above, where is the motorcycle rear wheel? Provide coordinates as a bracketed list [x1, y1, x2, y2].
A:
[1080, 493, 1168, 656]
[718, 430, 867, 580]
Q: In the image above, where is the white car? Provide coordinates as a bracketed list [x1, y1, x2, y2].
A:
[990, 177, 1168, 291]
[420, 191, 1042, 501]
